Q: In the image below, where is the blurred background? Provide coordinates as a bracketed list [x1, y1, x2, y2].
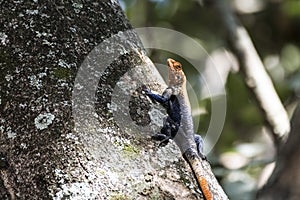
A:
[120, 0, 300, 199]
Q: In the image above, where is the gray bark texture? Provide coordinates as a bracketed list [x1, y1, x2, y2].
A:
[0, 0, 202, 199]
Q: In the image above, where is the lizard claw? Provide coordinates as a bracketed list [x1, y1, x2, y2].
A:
[152, 134, 170, 147]
[198, 152, 208, 161]
[158, 138, 170, 147]
[141, 84, 150, 94]
[151, 133, 167, 141]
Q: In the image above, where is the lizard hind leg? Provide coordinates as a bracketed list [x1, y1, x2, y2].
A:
[158, 136, 171, 147]
[194, 135, 207, 160]
[151, 133, 170, 147]
[151, 133, 168, 141]
[151, 117, 174, 147]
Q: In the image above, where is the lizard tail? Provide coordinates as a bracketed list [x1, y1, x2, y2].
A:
[183, 148, 213, 200]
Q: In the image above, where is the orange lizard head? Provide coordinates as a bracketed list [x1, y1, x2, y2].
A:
[167, 58, 186, 86]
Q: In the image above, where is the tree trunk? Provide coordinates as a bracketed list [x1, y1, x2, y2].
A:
[0, 1, 204, 199]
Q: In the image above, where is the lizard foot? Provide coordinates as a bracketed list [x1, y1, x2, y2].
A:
[198, 152, 208, 161]
[194, 135, 207, 160]
[151, 134, 170, 147]
[141, 84, 150, 94]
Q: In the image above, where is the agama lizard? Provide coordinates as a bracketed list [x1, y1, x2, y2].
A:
[142, 59, 213, 199]
[142, 58, 205, 159]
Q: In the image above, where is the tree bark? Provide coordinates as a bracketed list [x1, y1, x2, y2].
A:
[0, 0, 217, 199]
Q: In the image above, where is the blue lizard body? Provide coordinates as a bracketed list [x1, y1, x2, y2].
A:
[142, 58, 205, 159]
[143, 87, 181, 145]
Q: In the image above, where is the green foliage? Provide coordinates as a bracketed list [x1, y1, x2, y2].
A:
[281, 44, 300, 74]
[283, 0, 300, 17]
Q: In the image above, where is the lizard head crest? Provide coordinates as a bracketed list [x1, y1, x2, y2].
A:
[167, 58, 186, 86]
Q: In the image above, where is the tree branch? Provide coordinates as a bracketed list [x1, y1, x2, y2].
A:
[257, 102, 300, 199]
[212, 0, 290, 146]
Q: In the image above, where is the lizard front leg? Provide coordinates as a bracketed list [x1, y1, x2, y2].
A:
[142, 85, 182, 147]
[142, 85, 173, 105]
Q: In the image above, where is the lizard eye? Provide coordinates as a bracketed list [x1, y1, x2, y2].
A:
[176, 75, 181, 80]
[173, 62, 182, 70]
